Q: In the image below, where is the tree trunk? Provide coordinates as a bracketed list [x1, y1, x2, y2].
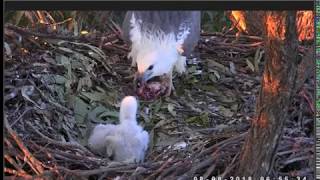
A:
[237, 11, 299, 178]
[227, 11, 314, 41]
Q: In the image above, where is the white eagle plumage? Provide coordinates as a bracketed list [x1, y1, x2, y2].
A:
[128, 13, 188, 76]
[123, 11, 200, 96]
[88, 96, 149, 163]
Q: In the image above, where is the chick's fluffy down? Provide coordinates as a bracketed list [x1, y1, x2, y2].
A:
[88, 121, 149, 162]
[106, 121, 149, 163]
[88, 124, 116, 156]
[88, 96, 149, 163]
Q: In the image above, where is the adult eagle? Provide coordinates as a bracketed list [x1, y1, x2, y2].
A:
[122, 11, 201, 100]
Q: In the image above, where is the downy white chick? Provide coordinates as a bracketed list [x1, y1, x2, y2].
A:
[105, 96, 149, 163]
[88, 124, 117, 156]
[88, 96, 149, 163]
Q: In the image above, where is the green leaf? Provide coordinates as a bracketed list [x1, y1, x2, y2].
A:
[58, 47, 74, 53]
[152, 99, 162, 113]
[15, 11, 25, 25]
[186, 112, 209, 127]
[4, 42, 12, 57]
[77, 74, 92, 92]
[74, 97, 90, 124]
[88, 105, 119, 124]
[99, 111, 119, 120]
[47, 85, 65, 103]
[80, 91, 108, 103]
[41, 74, 67, 85]
[218, 106, 234, 118]
[254, 47, 264, 72]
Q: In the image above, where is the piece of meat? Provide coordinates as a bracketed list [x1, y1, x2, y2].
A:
[136, 75, 169, 100]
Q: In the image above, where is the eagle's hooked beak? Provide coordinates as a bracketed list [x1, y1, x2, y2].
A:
[136, 71, 152, 87]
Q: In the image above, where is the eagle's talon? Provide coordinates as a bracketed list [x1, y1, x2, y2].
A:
[171, 88, 177, 97]
[165, 81, 175, 97]
[171, 83, 175, 91]
[165, 85, 172, 97]
[164, 70, 175, 97]
[133, 76, 138, 91]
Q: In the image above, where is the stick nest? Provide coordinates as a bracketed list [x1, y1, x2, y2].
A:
[4, 23, 315, 179]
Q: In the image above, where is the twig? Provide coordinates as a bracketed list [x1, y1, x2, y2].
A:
[5, 23, 84, 41]
[44, 147, 103, 166]
[299, 88, 315, 113]
[4, 168, 32, 179]
[191, 123, 249, 134]
[40, 17, 73, 26]
[157, 160, 188, 179]
[178, 158, 214, 180]
[30, 82, 73, 114]
[277, 147, 313, 156]
[104, 43, 129, 52]
[60, 162, 160, 177]
[223, 16, 241, 36]
[215, 41, 263, 48]
[4, 154, 29, 176]
[26, 121, 95, 156]
[4, 115, 45, 175]
[201, 32, 263, 41]
[9, 107, 34, 128]
[202, 163, 216, 179]
[220, 153, 240, 178]
[278, 168, 313, 177]
[195, 132, 247, 159]
[97, 172, 109, 180]
[282, 155, 312, 166]
[201, 45, 248, 53]
[145, 157, 174, 180]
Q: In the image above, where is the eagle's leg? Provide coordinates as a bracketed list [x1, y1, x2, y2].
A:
[165, 69, 175, 97]
[131, 60, 136, 67]
[133, 73, 137, 90]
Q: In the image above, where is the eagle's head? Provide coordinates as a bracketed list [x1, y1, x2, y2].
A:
[135, 49, 176, 86]
[133, 48, 177, 100]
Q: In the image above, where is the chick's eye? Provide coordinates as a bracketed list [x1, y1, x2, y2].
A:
[148, 65, 154, 70]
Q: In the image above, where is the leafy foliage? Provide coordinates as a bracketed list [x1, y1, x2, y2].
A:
[201, 11, 232, 32]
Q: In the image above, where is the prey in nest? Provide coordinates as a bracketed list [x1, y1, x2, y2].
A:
[136, 74, 170, 101]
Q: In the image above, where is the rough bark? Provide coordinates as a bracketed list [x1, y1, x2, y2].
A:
[227, 11, 314, 41]
[237, 11, 299, 178]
